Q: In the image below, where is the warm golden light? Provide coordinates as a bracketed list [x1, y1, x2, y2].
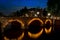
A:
[4, 32, 24, 40]
[28, 18, 43, 25]
[45, 19, 52, 34]
[45, 19, 52, 24]
[3, 19, 24, 28]
[4, 37, 17, 40]
[28, 18, 43, 38]
[45, 27, 52, 34]
[3, 19, 24, 40]
[16, 19, 24, 29]
[28, 29, 43, 39]
[4, 37, 9, 40]
[18, 32, 24, 40]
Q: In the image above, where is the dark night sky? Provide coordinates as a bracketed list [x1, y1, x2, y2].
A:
[0, 0, 47, 15]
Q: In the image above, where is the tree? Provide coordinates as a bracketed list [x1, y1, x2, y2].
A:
[43, 8, 47, 17]
[9, 6, 29, 17]
[47, 0, 60, 16]
[20, 6, 28, 16]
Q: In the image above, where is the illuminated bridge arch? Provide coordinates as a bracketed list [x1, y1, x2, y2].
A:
[3, 19, 24, 28]
[3, 19, 24, 40]
[28, 18, 43, 39]
[45, 19, 52, 34]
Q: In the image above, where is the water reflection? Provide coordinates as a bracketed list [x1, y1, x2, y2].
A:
[28, 20, 43, 33]
[28, 20, 43, 39]
[4, 21, 23, 39]
[2, 20, 60, 40]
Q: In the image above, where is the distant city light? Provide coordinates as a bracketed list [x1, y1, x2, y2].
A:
[50, 16, 53, 19]
[37, 12, 39, 15]
[34, 14, 37, 17]
[25, 14, 29, 17]
[48, 13, 51, 16]
[30, 10, 34, 13]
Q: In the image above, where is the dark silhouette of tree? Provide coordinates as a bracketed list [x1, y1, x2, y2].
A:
[14, 10, 20, 16]
[20, 6, 28, 16]
[10, 10, 20, 17]
[9, 6, 28, 17]
[47, 0, 60, 16]
[43, 8, 47, 17]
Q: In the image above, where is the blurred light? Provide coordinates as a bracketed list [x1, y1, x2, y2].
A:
[30, 10, 34, 13]
[34, 14, 37, 17]
[45, 27, 52, 34]
[48, 13, 51, 16]
[37, 12, 39, 15]
[25, 14, 29, 17]
[28, 29, 43, 39]
[4, 37, 9, 40]
[50, 16, 53, 19]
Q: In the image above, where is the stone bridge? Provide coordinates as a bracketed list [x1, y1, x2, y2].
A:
[0, 17, 53, 28]
[0, 17, 60, 40]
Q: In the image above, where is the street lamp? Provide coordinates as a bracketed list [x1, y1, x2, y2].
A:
[48, 13, 51, 16]
[37, 12, 39, 15]
[47, 13, 51, 18]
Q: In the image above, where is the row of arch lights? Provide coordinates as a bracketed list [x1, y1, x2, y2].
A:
[3, 18, 52, 40]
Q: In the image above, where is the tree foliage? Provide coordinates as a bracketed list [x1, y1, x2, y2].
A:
[43, 8, 47, 17]
[47, 0, 60, 16]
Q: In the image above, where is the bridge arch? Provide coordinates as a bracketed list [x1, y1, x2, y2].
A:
[3, 19, 24, 28]
[45, 19, 52, 34]
[3, 19, 24, 40]
[28, 18, 43, 39]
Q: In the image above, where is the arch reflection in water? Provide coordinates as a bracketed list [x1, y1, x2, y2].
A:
[4, 19, 24, 40]
[28, 18, 43, 39]
[45, 19, 52, 34]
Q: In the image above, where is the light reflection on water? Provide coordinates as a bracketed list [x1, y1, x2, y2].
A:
[1, 22, 60, 40]
[3, 26, 60, 40]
